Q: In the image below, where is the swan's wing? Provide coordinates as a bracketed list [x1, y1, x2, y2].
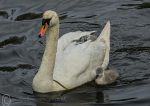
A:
[57, 31, 96, 52]
[54, 41, 92, 88]
[54, 21, 110, 89]
[54, 40, 106, 89]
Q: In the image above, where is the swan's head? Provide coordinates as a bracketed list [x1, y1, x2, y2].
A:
[39, 10, 59, 37]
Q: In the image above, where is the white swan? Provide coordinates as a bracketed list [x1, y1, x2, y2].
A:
[32, 10, 119, 93]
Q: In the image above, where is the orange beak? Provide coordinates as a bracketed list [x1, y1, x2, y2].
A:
[39, 23, 48, 37]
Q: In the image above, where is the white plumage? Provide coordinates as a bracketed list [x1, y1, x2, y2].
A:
[32, 10, 119, 93]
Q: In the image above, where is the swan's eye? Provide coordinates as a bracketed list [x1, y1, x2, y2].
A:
[42, 19, 51, 25]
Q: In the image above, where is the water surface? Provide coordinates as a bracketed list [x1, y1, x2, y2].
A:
[0, 0, 150, 106]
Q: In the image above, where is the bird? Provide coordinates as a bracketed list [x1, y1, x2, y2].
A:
[32, 10, 119, 93]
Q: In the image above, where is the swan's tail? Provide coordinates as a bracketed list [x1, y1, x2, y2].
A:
[96, 21, 110, 45]
[96, 21, 111, 70]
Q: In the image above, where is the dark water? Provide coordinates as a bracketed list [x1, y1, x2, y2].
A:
[0, 0, 150, 106]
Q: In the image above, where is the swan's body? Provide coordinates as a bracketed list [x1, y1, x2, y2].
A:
[32, 10, 119, 93]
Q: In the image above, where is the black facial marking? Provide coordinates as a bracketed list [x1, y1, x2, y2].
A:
[42, 19, 51, 25]
[38, 34, 42, 38]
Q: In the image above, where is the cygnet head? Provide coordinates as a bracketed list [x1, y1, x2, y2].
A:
[95, 69, 119, 85]
[39, 10, 59, 37]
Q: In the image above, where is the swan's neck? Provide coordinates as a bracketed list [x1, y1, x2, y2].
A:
[38, 22, 59, 81]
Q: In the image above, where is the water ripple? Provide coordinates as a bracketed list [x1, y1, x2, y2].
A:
[0, 36, 26, 48]
[15, 13, 42, 21]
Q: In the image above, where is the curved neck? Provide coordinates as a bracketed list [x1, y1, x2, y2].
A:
[38, 21, 59, 80]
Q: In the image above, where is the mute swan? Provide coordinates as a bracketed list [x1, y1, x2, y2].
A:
[32, 10, 119, 93]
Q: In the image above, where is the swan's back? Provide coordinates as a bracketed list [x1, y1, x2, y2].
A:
[57, 31, 96, 52]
